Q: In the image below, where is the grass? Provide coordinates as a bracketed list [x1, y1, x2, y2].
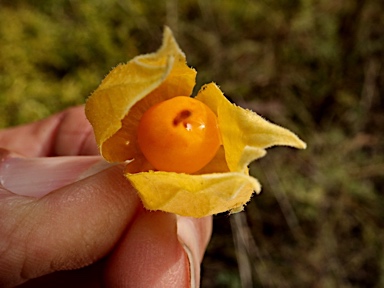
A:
[1, 0, 383, 287]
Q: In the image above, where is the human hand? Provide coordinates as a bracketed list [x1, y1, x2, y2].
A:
[0, 106, 212, 288]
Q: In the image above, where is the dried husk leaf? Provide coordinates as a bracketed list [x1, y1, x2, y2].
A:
[85, 27, 196, 162]
[196, 82, 306, 172]
[126, 171, 261, 217]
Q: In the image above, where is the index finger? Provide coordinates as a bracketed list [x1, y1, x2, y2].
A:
[0, 106, 98, 157]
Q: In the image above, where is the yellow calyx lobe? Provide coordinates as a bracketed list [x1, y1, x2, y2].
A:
[137, 96, 221, 174]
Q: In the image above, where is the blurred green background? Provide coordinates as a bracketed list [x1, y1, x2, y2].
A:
[1, 0, 383, 287]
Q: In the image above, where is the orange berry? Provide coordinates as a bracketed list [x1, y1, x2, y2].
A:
[137, 96, 221, 173]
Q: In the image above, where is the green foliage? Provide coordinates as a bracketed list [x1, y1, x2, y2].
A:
[0, 0, 159, 126]
[1, 0, 383, 287]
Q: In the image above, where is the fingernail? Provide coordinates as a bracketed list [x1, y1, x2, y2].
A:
[177, 217, 200, 288]
[0, 155, 114, 197]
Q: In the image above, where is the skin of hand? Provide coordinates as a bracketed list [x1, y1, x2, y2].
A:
[0, 106, 212, 288]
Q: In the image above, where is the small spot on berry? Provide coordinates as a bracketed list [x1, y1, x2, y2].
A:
[173, 110, 192, 126]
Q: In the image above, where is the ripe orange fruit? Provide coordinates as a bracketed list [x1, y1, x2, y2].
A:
[137, 96, 221, 173]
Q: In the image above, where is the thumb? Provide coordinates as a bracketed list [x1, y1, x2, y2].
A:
[0, 155, 140, 287]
